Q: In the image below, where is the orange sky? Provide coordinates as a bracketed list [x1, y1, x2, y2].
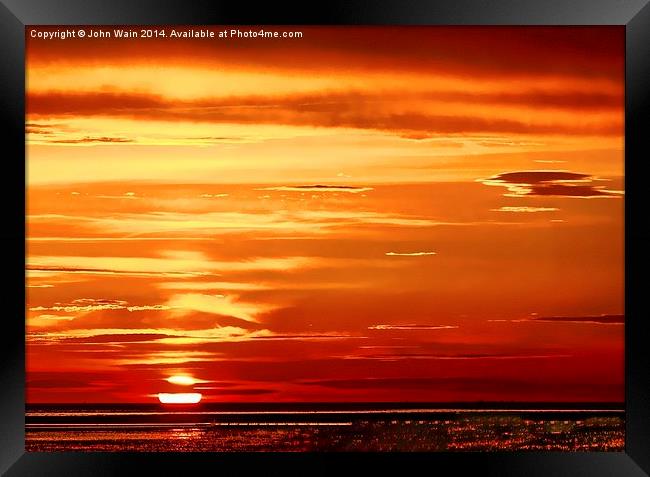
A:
[26, 26, 624, 403]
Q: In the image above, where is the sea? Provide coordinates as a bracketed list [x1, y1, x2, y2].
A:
[25, 403, 625, 452]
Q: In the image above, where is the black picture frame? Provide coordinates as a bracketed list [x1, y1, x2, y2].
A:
[1, 1, 649, 475]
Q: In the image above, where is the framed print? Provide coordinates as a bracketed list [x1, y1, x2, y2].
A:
[1, 1, 649, 475]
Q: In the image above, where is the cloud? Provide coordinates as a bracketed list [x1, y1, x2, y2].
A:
[29, 298, 170, 314]
[257, 185, 374, 194]
[30, 315, 76, 327]
[385, 251, 436, 256]
[25, 122, 62, 135]
[29, 292, 271, 326]
[157, 280, 369, 292]
[46, 136, 133, 144]
[126, 305, 171, 311]
[27, 27, 623, 84]
[159, 281, 269, 291]
[368, 324, 458, 331]
[166, 293, 272, 323]
[114, 350, 216, 365]
[29, 326, 272, 344]
[477, 140, 546, 148]
[491, 206, 559, 213]
[60, 333, 172, 344]
[28, 209, 442, 237]
[36, 315, 74, 321]
[343, 352, 571, 362]
[531, 314, 624, 324]
[30, 298, 127, 313]
[95, 192, 140, 200]
[251, 332, 357, 341]
[26, 90, 622, 138]
[27, 324, 364, 349]
[481, 170, 623, 198]
[487, 170, 591, 184]
[192, 388, 276, 396]
[26, 266, 205, 279]
[27, 252, 311, 278]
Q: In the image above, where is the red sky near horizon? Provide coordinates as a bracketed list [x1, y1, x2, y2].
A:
[26, 26, 624, 404]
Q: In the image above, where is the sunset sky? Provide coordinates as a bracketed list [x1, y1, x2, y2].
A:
[26, 26, 624, 403]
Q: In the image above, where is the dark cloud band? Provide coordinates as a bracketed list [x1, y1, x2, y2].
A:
[482, 170, 623, 198]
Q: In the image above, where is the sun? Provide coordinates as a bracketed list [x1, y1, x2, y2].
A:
[158, 393, 202, 404]
[166, 375, 197, 386]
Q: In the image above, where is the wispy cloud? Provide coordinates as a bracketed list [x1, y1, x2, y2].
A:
[28, 326, 272, 344]
[28, 209, 441, 237]
[27, 326, 361, 347]
[127, 305, 171, 311]
[31, 298, 128, 313]
[27, 251, 311, 278]
[31, 314, 76, 326]
[531, 314, 624, 325]
[166, 293, 273, 323]
[159, 281, 269, 291]
[251, 332, 359, 341]
[157, 280, 368, 291]
[29, 298, 170, 314]
[113, 350, 216, 366]
[368, 324, 458, 331]
[341, 352, 572, 361]
[46, 136, 133, 145]
[481, 170, 623, 198]
[26, 88, 623, 139]
[491, 206, 559, 213]
[26, 266, 207, 279]
[95, 192, 140, 200]
[257, 185, 374, 194]
[28, 292, 271, 326]
[385, 251, 437, 256]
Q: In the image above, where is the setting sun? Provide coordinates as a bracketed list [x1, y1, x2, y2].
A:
[158, 393, 202, 404]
